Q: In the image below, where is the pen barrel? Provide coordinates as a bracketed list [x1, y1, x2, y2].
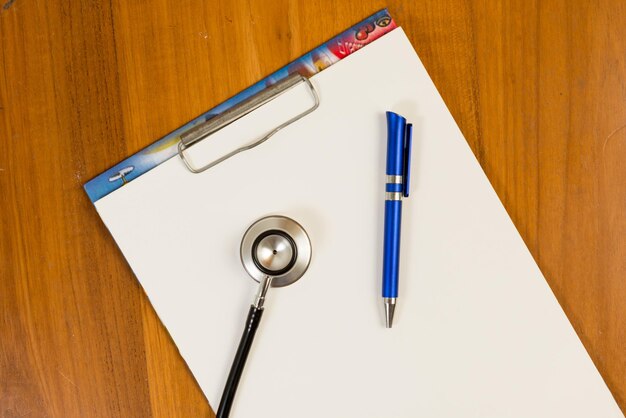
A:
[382, 199, 402, 298]
[217, 305, 264, 418]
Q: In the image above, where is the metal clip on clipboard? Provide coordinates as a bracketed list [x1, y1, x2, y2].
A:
[178, 73, 320, 174]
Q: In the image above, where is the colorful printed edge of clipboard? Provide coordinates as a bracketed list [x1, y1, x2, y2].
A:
[84, 9, 397, 203]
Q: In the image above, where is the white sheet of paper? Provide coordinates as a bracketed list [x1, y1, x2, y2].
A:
[94, 28, 621, 417]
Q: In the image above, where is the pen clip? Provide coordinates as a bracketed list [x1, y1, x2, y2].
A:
[403, 123, 413, 197]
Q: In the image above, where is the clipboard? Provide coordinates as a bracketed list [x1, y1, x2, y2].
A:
[85, 12, 621, 418]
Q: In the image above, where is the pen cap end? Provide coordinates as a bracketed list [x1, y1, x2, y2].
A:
[385, 112, 407, 176]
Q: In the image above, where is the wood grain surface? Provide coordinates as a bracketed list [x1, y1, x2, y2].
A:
[1, 1, 625, 416]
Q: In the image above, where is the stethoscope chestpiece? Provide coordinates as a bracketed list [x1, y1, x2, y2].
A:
[240, 215, 312, 287]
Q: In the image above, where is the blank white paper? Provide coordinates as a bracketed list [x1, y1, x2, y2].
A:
[94, 28, 622, 417]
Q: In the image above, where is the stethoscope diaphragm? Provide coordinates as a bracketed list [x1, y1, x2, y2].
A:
[240, 215, 311, 287]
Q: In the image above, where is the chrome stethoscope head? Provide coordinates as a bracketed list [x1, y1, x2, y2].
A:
[240, 215, 312, 288]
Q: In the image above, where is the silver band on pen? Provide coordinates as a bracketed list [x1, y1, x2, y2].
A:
[386, 175, 403, 184]
[385, 192, 403, 201]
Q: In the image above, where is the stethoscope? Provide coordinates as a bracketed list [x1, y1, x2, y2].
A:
[216, 215, 312, 418]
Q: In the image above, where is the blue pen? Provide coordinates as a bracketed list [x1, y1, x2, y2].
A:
[382, 111, 412, 328]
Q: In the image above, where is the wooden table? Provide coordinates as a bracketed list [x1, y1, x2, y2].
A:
[1, 1, 624, 416]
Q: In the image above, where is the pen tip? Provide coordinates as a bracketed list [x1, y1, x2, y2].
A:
[384, 299, 396, 328]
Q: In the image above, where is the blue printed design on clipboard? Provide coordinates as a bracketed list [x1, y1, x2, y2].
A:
[84, 9, 397, 203]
